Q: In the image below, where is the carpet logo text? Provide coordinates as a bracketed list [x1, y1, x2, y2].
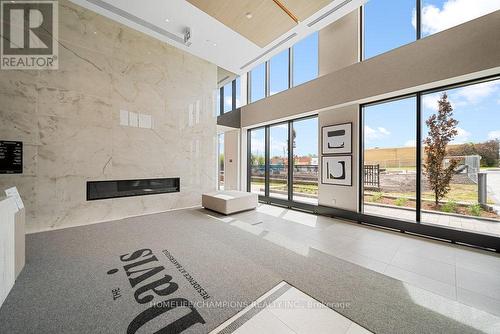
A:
[107, 248, 206, 334]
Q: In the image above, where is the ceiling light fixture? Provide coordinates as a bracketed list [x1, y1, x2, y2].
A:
[164, 18, 170, 22]
[245, 12, 253, 19]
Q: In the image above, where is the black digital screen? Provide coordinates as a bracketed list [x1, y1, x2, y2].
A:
[0, 141, 23, 174]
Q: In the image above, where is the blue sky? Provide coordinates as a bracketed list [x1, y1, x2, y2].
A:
[248, 0, 500, 155]
[364, 0, 500, 149]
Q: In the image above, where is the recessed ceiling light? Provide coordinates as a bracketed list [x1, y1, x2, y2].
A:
[245, 12, 253, 19]
[164, 18, 170, 22]
[206, 39, 217, 47]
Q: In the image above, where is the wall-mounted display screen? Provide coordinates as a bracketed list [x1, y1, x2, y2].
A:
[0, 141, 22, 174]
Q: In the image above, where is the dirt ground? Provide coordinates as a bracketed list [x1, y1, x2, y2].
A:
[378, 172, 475, 193]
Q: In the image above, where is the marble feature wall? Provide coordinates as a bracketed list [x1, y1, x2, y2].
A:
[0, 0, 218, 233]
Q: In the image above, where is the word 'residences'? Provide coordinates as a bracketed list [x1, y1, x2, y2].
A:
[163, 249, 211, 300]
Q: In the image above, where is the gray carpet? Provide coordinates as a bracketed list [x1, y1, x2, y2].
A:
[0, 208, 484, 333]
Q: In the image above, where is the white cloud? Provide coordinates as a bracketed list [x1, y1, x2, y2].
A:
[451, 127, 471, 144]
[405, 140, 416, 147]
[455, 81, 500, 104]
[365, 125, 391, 140]
[488, 130, 500, 140]
[250, 133, 265, 154]
[270, 137, 288, 155]
[422, 81, 499, 111]
[418, 0, 500, 35]
[274, 124, 288, 130]
[378, 127, 391, 136]
[422, 94, 439, 111]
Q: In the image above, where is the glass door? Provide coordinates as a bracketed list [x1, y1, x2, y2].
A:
[269, 123, 289, 200]
[292, 117, 319, 204]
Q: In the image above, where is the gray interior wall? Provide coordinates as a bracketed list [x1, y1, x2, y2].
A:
[318, 105, 359, 211]
[319, 9, 360, 76]
[241, 10, 500, 128]
[0, 0, 217, 233]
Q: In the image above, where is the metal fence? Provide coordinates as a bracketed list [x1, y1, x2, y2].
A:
[364, 164, 380, 189]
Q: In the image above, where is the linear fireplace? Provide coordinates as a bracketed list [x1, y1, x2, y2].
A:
[87, 177, 180, 201]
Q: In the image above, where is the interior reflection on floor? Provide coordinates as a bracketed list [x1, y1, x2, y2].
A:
[203, 204, 500, 333]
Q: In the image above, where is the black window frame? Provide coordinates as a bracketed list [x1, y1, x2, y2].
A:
[219, 78, 239, 115]
[247, 115, 319, 207]
[246, 75, 500, 252]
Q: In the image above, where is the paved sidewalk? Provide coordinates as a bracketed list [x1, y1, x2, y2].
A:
[365, 204, 500, 236]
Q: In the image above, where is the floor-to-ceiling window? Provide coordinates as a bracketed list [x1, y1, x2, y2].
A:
[292, 117, 318, 204]
[363, 0, 500, 60]
[363, 97, 417, 220]
[269, 123, 289, 199]
[223, 82, 233, 113]
[218, 133, 224, 190]
[360, 77, 500, 244]
[421, 0, 500, 37]
[249, 128, 266, 195]
[363, 0, 416, 59]
[235, 77, 241, 108]
[293, 32, 318, 87]
[247, 117, 319, 205]
[250, 63, 266, 103]
[269, 50, 289, 96]
[246, 31, 319, 102]
[420, 79, 500, 234]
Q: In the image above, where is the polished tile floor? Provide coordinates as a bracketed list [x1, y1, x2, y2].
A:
[211, 282, 372, 334]
[226, 204, 500, 320]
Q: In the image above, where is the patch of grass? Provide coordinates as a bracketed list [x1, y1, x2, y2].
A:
[371, 192, 383, 203]
[441, 201, 457, 213]
[395, 197, 408, 206]
[386, 184, 494, 204]
[469, 204, 482, 217]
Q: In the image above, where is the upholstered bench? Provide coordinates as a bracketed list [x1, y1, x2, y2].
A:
[202, 191, 258, 215]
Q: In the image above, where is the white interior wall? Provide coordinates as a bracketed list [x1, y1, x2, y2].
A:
[223, 130, 241, 190]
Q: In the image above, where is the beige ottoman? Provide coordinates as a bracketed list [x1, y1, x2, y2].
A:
[202, 191, 258, 215]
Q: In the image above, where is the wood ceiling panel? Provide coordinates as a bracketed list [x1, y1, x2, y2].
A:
[186, 0, 297, 47]
[279, 0, 333, 21]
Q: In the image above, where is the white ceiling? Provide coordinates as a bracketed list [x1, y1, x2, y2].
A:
[70, 0, 364, 75]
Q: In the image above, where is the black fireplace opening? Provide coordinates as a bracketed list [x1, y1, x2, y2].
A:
[87, 177, 180, 201]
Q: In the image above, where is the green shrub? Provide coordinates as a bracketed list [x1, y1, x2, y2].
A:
[371, 192, 383, 202]
[469, 204, 482, 217]
[395, 198, 408, 206]
[441, 201, 457, 213]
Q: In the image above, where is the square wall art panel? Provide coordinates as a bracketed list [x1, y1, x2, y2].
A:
[322, 123, 352, 155]
[322, 155, 352, 186]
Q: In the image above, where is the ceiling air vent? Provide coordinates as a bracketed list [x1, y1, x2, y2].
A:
[85, 0, 186, 45]
[307, 0, 353, 27]
[240, 33, 297, 70]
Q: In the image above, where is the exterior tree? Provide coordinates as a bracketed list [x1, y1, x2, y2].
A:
[423, 93, 459, 206]
[219, 153, 224, 171]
